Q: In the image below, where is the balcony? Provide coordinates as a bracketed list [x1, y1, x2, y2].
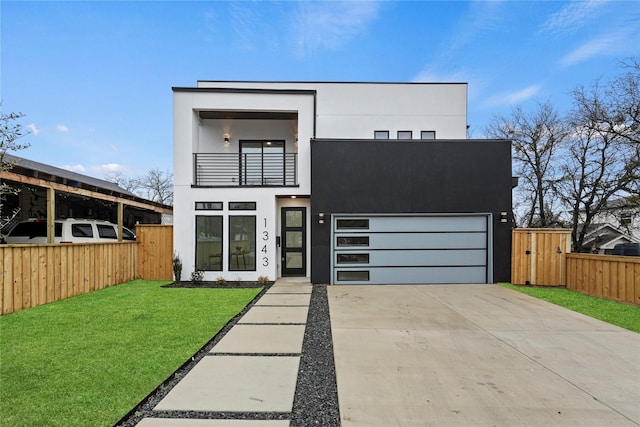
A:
[193, 153, 298, 187]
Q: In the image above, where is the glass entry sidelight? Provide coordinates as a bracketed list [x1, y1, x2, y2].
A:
[281, 207, 306, 276]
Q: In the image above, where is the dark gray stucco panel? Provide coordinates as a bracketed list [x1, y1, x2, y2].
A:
[310, 139, 513, 284]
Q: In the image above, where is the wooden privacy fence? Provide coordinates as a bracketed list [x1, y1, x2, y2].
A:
[1, 242, 137, 315]
[1, 224, 174, 315]
[137, 225, 173, 281]
[512, 228, 639, 305]
[511, 228, 572, 286]
[566, 253, 640, 305]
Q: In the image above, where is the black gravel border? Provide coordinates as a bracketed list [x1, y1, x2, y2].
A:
[115, 283, 341, 426]
[291, 284, 341, 426]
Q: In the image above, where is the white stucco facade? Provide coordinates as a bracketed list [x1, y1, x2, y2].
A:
[173, 81, 468, 282]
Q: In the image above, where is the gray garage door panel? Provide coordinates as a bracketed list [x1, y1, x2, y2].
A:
[357, 232, 487, 250]
[336, 249, 487, 267]
[334, 266, 487, 285]
[332, 214, 491, 285]
[340, 216, 488, 233]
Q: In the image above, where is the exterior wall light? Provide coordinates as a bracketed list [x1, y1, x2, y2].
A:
[500, 212, 508, 223]
[224, 134, 230, 145]
[318, 212, 325, 224]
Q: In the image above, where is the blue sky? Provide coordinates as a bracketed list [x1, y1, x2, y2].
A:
[2, 0, 639, 180]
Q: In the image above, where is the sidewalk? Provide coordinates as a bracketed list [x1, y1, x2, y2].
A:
[137, 277, 312, 427]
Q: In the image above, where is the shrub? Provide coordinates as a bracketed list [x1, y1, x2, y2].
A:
[190, 269, 204, 283]
[257, 275, 269, 285]
[172, 252, 183, 281]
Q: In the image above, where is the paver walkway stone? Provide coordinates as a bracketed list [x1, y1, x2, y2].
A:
[154, 356, 300, 412]
[211, 324, 305, 354]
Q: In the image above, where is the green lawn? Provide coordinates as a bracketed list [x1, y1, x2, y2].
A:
[0, 280, 262, 427]
[499, 283, 640, 333]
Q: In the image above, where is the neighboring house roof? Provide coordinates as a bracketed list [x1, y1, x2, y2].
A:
[580, 223, 637, 250]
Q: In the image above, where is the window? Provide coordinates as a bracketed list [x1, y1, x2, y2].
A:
[9, 221, 62, 238]
[240, 140, 285, 185]
[336, 219, 369, 229]
[195, 202, 223, 210]
[196, 216, 223, 271]
[72, 224, 93, 238]
[621, 212, 633, 226]
[337, 236, 369, 247]
[122, 228, 136, 241]
[229, 202, 257, 210]
[337, 271, 370, 281]
[374, 130, 389, 139]
[97, 224, 117, 239]
[337, 254, 370, 264]
[229, 216, 256, 271]
[420, 130, 436, 140]
[397, 130, 412, 140]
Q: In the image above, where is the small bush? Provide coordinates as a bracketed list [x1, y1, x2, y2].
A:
[215, 276, 227, 285]
[190, 269, 204, 283]
[257, 275, 270, 285]
[172, 252, 183, 281]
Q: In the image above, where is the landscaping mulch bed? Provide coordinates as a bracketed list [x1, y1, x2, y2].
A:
[115, 283, 340, 427]
[162, 281, 272, 289]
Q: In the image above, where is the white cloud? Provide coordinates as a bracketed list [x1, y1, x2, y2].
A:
[559, 29, 633, 67]
[27, 123, 40, 135]
[61, 163, 127, 176]
[412, 69, 469, 84]
[484, 85, 542, 107]
[56, 125, 69, 132]
[292, 1, 381, 55]
[540, 0, 607, 35]
[62, 164, 86, 173]
[95, 163, 126, 173]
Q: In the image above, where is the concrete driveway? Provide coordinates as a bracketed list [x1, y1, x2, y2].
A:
[328, 284, 640, 426]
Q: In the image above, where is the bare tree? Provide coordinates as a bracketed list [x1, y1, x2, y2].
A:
[599, 57, 640, 145]
[1, 111, 30, 235]
[558, 72, 640, 251]
[104, 171, 141, 194]
[137, 168, 173, 205]
[486, 101, 568, 227]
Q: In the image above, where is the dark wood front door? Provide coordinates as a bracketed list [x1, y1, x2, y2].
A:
[281, 207, 306, 276]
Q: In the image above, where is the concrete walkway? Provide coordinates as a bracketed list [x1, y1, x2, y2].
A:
[138, 277, 312, 427]
[328, 284, 640, 426]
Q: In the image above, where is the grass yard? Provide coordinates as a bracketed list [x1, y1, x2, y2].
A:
[499, 283, 640, 333]
[0, 280, 262, 427]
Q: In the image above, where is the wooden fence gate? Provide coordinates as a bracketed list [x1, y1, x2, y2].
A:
[511, 228, 572, 286]
[136, 224, 173, 281]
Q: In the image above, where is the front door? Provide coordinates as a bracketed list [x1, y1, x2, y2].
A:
[281, 207, 306, 276]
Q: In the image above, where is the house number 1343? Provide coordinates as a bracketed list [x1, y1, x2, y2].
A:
[262, 218, 269, 267]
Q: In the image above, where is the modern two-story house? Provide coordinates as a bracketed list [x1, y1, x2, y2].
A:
[173, 81, 514, 285]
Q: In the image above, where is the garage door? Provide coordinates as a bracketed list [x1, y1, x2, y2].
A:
[332, 214, 490, 284]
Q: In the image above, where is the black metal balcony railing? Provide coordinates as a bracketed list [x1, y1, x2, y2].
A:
[194, 153, 298, 187]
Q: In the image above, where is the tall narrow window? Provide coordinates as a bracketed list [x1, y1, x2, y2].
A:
[196, 216, 223, 271]
[229, 216, 256, 271]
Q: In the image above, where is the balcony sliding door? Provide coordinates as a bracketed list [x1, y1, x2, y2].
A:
[240, 140, 284, 186]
